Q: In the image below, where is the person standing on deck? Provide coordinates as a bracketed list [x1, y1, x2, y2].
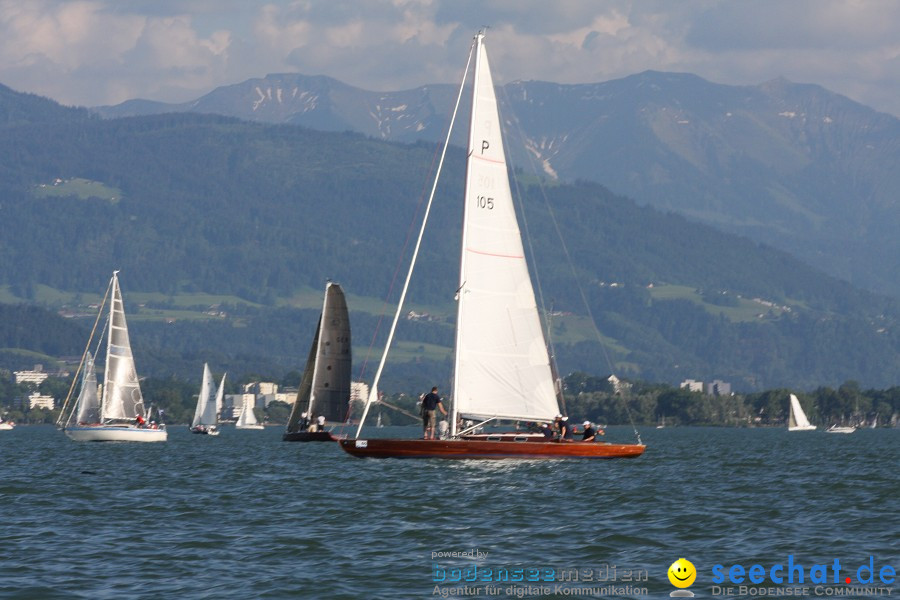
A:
[421, 387, 447, 440]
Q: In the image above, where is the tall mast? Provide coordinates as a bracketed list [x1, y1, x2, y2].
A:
[450, 31, 484, 437]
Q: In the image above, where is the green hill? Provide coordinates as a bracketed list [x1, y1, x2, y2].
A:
[1, 90, 899, 391]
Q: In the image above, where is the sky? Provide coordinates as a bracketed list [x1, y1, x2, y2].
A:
[1, 0, 899, 117]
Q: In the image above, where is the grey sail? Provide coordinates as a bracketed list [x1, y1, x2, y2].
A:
[312, 283, 352, 422]
[74, 352, 101, 424]
[286, 282, 352, 429]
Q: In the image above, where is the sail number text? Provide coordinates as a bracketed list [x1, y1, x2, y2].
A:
[476, 195, 494, 210]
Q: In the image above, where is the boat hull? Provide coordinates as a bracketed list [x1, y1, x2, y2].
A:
[339, 438, 645, 459]
[235, 424, 265, 430]
[826, 426, 856, 434]
[282, 430, 338, 442]
[65, 425, 167, 442]
[191, 426, 219, 436]
[788, 425, 817, 432]
[0, 423, 14, 430]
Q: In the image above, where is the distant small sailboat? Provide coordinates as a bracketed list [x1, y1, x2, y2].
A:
[656, 416, 666, 429]
[235, 397, 264, 430]
[283, 282, 351, 442]
[787, 394, 816, 432]
[826, 424, 856, 434]
[191, 363, 224, 436]
[59, 271, 167, 442]
[870, 414, 878, 429]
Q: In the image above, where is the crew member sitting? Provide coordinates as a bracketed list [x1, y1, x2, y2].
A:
[581, 421, 596, 441]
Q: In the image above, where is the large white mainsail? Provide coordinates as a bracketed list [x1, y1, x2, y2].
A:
[192, 363, 218, 428]
[451, 32, 559, 424]
[74, 351, 101, 424]
[101, 271, 146, 422]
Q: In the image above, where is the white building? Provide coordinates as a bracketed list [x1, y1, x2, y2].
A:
[705, 380, 732, 396]
[14, 365, 49, 386]
[260, 392, 293, 407]
[680, 379, 704, 392]
[243, 382, 278, 395]
[28, 393, 55, 410]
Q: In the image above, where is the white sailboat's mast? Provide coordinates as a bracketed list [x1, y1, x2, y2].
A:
[450, 31, 484, 438]
[307, 282, 330, 418]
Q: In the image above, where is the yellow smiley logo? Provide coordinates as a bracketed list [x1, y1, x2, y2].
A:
[668, 558, 697, 588]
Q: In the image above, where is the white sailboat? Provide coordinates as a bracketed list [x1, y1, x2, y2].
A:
[826, 424, 856, 434]
[235, 396, 264, 430]
[191, 363, 224, 436]
[341, 32, 644, 459]
[61, 271, 167, 442]
[788, 394, 816, 431]
[283, 282, 352, 442]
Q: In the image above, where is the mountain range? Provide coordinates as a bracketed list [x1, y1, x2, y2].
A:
[1, 81, 899, 392]
[95, 71, 900, 298]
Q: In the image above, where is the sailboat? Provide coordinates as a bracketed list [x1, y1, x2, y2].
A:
[340, 32, 645, 459]
[283, 282, 351, 442]
[191, 363, 224, 436]
[826, 423, 856, 434]
[235, 396, 264, 430]
[787, 394, 816, 431]
[60, 271, 167, 442]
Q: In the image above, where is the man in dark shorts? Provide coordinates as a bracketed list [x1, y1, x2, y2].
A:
[421, 387, 447, 439]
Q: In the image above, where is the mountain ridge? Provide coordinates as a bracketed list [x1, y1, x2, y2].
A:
[92, 70, 900, 298]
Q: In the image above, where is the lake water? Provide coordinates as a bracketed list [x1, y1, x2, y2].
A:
[1, 426, 896, 599]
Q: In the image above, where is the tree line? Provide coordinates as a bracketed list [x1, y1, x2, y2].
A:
[3, 368, 897, 429]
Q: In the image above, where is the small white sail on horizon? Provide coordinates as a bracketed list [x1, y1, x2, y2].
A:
[235, 396, 263, 430]
[788, 393, 816, 431]
[191, 363, 221, 435]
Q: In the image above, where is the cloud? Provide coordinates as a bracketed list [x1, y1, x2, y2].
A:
[0, 0, 898, 117]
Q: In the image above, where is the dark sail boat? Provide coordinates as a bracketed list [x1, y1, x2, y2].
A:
[340, 32, 645, 460]
[283, 282, 352, 442]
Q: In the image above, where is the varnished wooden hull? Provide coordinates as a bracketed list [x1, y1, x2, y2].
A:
[339, 438, 645, 459]
[282, 430, 338, 442]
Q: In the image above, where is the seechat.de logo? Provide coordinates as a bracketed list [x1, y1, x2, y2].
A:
[668, 558, 697, 597]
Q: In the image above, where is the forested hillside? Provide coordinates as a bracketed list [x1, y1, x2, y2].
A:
[1, 91, 899, 391]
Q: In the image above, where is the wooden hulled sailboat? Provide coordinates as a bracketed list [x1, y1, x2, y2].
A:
[340, 32, 644, 460]
[60, 271, 167, 442]
[283, 282, 352, 442]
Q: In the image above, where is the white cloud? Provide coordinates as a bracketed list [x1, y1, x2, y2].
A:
[0, 0, 898, 116]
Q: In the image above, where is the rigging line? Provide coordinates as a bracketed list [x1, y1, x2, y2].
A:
[354, 37, 477, 439]
[499, 85, 641, 442]
[57, 275, 114, 428]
